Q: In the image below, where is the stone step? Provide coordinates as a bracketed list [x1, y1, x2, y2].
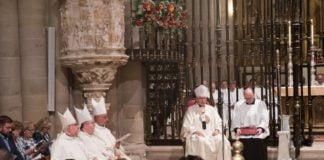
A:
[268, 142, 324, 160]
[144, 142, 324, 160]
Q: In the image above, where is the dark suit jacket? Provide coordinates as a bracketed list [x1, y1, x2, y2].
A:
[0, 134, 25, 160]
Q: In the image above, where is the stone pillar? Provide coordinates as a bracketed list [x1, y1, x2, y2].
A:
[0, 0, 23, 120]
[18, 0, 48, 121]
[117, 62, 146, 159]
[59, 0, 128, 108]
[277, 131, 292, 160]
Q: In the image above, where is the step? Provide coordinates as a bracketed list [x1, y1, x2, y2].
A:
[145, 142, 324, 160]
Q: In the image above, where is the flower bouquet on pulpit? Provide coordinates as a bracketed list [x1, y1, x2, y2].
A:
[133, 0, 189, 49]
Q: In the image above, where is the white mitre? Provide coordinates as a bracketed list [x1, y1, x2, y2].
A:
[194, 84, 210, 98]
[92, 96, 107, 116]
[75, 104, 93, 125]
[57, 108, 77, 130]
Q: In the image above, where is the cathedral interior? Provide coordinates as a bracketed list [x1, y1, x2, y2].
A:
[1, 0, 324, 159]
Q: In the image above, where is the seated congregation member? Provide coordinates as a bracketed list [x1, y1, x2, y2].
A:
[92, 96, 131, 160]
[11, 121, 26, 159]
[75, 105, 115, 160]
[50, 108, 94, 160]
[181, 85, 231, 160]
[0, 115, 24, 160]
[33, 117, 52, 158]
[232, 88, 269, 160]
[16, 122, 39, 160]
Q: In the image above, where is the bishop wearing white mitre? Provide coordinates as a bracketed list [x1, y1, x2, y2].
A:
[181, 85, 231, 160]
[50, 108, 94, 160]
[75, 105, 115, 160]
[92, 96, 131, 160]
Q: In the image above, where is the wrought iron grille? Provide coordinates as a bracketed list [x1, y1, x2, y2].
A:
[144, 62, 183, 145]
[125, 1, 324, 155]
[125, 0, 187, 145]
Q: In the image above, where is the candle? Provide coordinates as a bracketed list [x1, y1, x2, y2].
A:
[311, 19, 314, 45]
[288, 21, 291, 47]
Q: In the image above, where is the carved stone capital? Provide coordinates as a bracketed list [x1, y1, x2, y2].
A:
[61, 54, 128, 90]
[60, 54, 128, 107]
[83, 91, 111, 112]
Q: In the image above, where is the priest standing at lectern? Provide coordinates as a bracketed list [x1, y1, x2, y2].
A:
[232, 87, 269, 160]
[181, 85, 232, 160]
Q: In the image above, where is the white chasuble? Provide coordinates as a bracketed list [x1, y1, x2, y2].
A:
[181, 104, 232, 160]
[78, 131, 115, 160]
[50, 133, 92, 160]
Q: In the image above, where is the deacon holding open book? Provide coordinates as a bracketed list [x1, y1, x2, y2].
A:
[92, 96, 131, 160]
[232, 87, 269, 160]
[181, 85, 231, 160]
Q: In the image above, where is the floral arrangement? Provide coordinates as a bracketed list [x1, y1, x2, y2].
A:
[133, 0, 189, 29]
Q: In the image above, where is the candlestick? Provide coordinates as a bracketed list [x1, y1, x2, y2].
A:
[288, 21, 291, 47]
[310, 19, 314, 45]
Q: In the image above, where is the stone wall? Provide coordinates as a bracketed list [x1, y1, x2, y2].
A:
[0, 0, 70, 133]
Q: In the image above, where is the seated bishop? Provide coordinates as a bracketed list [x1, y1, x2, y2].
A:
[181, 85, 232, 160]
[75, 104, 115, 160]
[50, 108, 94, 160]
[92, 96, 131, 160]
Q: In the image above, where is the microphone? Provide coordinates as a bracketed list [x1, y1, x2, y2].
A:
[202, 121, 206, 130]
[201, 111, 206, 130]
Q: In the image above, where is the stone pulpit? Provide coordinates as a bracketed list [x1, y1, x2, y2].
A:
[59, 0, 128, 107]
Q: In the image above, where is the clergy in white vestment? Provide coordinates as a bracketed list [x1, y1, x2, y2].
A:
[75, 105, 115, 160]
[222, 81, 244, 127]
[181, 85, 232, 160]
[231, 88, 269, 160]
[92, 96, 131, 160]
[211, 82, 219, 105]
[50, 108, 94, 160]
[315, 73, 324, 86]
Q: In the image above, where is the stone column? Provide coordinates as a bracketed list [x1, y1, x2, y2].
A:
[117, 62, 146, 159]
[59, 0, 128, 108]
[18, 0, 48, 121]
[0, 0, 23, 120]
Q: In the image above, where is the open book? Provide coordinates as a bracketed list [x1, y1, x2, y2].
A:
[116, 133, 131, 143]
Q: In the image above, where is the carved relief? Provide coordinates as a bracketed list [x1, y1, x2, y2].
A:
[73, 67, 116, 85]
[59, 0, 128, 101]
[60, 0, 125, 55]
